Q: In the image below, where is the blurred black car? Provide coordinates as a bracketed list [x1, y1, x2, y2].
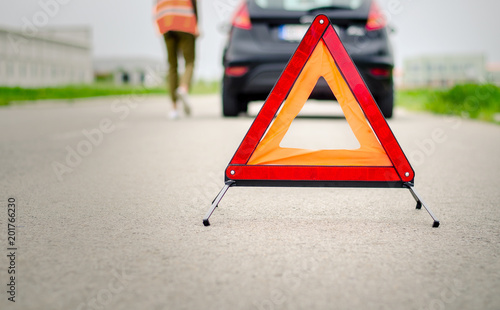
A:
[222, 0, 395, 118]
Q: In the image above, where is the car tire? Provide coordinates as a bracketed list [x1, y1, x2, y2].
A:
[376, 90, 394, 119]
[222, 83, 240, 117]
[239, 99, 249, 114]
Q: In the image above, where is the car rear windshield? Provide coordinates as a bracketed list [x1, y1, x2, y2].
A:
[255, 0, 364, 11]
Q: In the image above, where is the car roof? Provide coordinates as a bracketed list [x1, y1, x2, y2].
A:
[247, 0, 372, 20]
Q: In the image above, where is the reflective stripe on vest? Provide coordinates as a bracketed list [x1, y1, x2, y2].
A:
[155, 0, 198, 35]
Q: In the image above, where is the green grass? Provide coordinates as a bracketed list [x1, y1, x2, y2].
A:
[396, 84, 500, 123]
[7, 81, 498, 123]
[0, 80, 220, 106]
[190, 80, 220, 95]
[396, 89, 434, 111]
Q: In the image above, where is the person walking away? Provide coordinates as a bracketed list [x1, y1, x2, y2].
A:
[155, 0, 199, 119]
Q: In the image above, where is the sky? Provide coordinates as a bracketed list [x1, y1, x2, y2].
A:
[1, 0, 499, 80]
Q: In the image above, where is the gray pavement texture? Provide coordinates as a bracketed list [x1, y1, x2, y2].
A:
[0, 94, 499, 310]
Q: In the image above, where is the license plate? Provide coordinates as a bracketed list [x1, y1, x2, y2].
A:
[278, 25, 309, 41]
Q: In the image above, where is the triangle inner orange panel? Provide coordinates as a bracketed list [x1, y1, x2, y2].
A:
[247, 40, 391, 167]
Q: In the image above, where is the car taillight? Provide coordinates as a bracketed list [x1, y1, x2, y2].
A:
[232, 2, 252, 30]
[225, 66, 249, 77]
[366, 1, 386, 31]
[370, 68, 392, 77]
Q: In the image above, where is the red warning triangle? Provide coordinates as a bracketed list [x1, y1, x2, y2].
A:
[225, 15, 414, 186]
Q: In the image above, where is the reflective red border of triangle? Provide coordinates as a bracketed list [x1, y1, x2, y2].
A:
[225, 15, 414, 184]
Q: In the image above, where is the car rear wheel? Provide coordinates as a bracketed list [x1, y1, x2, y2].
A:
[376, 90, 394, 119]
[222, 83, 249, 117]
[239, 100, 249, 114]
[222, 83, 240, 117]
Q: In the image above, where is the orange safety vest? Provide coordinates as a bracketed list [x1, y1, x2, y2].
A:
[155, 0, 198, 36]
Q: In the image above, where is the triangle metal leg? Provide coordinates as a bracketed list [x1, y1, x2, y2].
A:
[203, 181, 234, 226]
[405, 183, 440, 227]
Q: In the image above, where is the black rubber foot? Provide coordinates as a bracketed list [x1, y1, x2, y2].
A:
[432, 221, 440, 228]
[416, 201, 422, 209]
[203, 219, 210, 227]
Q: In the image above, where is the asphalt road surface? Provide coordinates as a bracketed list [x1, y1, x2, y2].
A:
[0, 94, 499, 310]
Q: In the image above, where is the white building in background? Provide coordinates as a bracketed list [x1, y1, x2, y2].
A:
[0, 26, 93, 87]
[486, 63, 500, 86]
[93, 57, 165, 88]
[402, 54, 487, 89]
